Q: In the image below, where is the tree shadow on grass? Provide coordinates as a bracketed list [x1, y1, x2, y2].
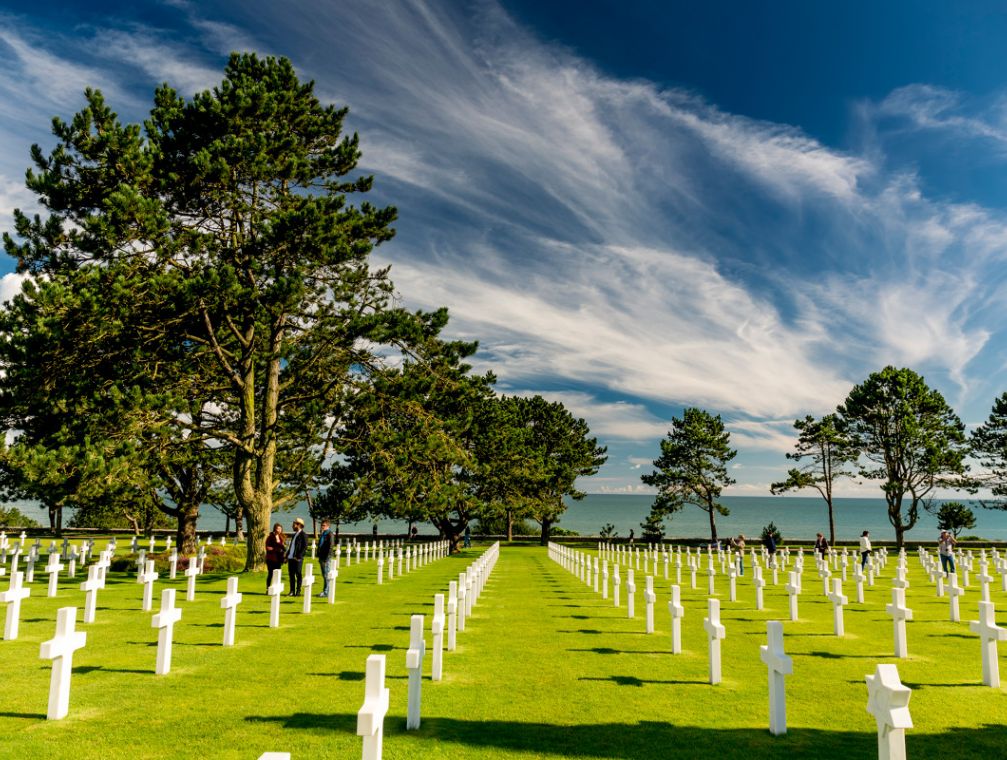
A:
[578, 675, 706, 687]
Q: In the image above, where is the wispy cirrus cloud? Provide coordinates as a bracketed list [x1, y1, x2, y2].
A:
[3, 0, 1007, 493]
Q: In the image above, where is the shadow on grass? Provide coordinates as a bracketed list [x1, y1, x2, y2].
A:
[0, 710, 46, 720]
[579, 675, 706, 687]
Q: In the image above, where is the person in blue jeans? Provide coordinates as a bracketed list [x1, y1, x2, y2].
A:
[733, 535, 746, 575]
[463, 525, 472, 548]
[938, 530, 957, 575]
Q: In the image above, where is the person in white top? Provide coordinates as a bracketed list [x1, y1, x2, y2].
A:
[859, 530, 871, 569]
[938, 530, 956, 575]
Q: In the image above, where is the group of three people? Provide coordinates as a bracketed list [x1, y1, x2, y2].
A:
[264, 517, 334, 597]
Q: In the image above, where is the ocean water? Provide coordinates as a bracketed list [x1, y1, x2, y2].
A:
[20, 494, 1004, 543]
[557, 494, 1004, 543]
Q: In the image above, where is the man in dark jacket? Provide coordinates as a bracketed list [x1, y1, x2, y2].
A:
[317, 520, 332, 598]
[286, 517, 308, 596]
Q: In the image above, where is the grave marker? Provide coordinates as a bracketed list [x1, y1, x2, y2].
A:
[948, 572, 965, 622]
[432, 594, 445, 681]
[39, 606, 86, 720]
[669, 584, 684, 654]
[184, 556, 199, 602]
[406, 614, 425, 730]
[45, 553, 63, 598]
[827, 578, 849, 637]
[151, 588, 182, 675]
[221, 576, 243, 646]
[704, 597, 726, 685]
[1, 571, 30, 639]
[268, 569, 283, 628]
[644, 576, 656, 634]
[139, 560, 158, 612]
[865, 664, 912, 760]
[969, 600, 1007, 688]
[358, 654, 390, 760]
[760, 620, 793, 736]
[79, 566, 101, 624]
[885, 587, 913, 659]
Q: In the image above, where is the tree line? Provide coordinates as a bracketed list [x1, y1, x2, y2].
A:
[642, 366, 1007, 549]
[0, 54, 607, 567]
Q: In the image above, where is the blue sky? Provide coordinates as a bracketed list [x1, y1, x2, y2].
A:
[1, 1, 1006, 497]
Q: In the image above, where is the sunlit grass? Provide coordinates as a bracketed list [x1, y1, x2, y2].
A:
[0, 541, 1004, 758]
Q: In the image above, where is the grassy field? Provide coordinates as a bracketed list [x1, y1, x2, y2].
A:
[0, 541, 1005, 758]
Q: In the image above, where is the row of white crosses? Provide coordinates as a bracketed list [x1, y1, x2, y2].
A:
[354, 541, 503, 760]
[375, 541, 450, 585]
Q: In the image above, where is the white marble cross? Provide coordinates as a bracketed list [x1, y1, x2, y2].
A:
[184, 557, 199, 602]
[169, 549, 178, 580]
[644, 576, 656, 634]
[852, 562, 865, 604]
[457, 572, 468, 632]
[976, 561, 994, 603]
[707, 556, 716, 596]
[760, 620, 793, 736]
[447, 581, 458, 651]
[820, 564, 832, 597]
[1, 571, 31, 639]
[827, 578, 849, 637]
[220, 576, 243, 646]
[39, 606, 87, 719]
[786, 571, 801, 622]
[302, 565, 315, 613]
[626, 569, 636, 619]
[601, 560, 609, 600]
[431, 594, 445, 681]
[613, 566, 621, 608]
[885, 587, 913, 659]
[139, 560, 158, 612]
[152, 588, 182, 675]
[327, 564, 338, 605]
[704, 597, 726, 685]
[892, 565, 909, 590]
[44, 553, 63, 598]
[669, 584, 684, 654]
[866, 663, 912, 760]
[970, 600, 1007, 688]
[948, 572, 965, 622]
[267, 568, 284, 628]
[406, 614, 426, 730]
[358, 654, 390, 760]
[753, 565, 766, 611]
[727, 562, 737, 602]
[79, 565, 101, 624]
[377, 552, 384, 585]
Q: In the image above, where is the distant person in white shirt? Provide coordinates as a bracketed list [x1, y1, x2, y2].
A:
[859, 530, 871, 569]
[938, 530, 957, 575]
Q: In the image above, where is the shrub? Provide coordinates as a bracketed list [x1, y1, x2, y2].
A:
[761, 521, 782, 545]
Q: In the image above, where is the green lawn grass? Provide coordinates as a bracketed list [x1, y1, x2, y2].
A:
[0, 541, 1005, 758]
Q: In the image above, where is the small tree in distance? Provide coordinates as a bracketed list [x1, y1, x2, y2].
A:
[641, 408, 736, 544]
[936, 501, 976, 538]
[770, 414, 856, 545]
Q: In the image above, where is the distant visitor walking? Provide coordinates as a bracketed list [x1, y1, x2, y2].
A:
[734, 535, 746, 576]
[938, 530, 957, 575]
[859, 530, 871, 569]
[814, 532, 829, 558]
[463, 525, 472, 548]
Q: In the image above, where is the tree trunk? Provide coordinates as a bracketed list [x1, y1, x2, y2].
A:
[827, 499, 836, 546]
[176, 501, 200, 555]
[436, 519, 464, 553]
[224, 514, 230, 538]
[507, 510, 514, 542]
[235, 506, 245, 541]
[707, 506, 718, 545]
[540, 517, 552, 546]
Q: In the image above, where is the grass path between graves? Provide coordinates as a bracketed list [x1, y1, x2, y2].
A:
[3, 543, 1007, 758]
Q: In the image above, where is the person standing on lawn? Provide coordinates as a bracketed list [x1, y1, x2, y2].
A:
[265, 523, 286, 593]
[317, 520, 332, 598]
[286, 517, 308, 596]
[859, 530, 871, 569]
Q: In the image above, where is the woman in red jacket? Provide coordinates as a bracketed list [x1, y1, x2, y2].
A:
[265, 523, 286, 592]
